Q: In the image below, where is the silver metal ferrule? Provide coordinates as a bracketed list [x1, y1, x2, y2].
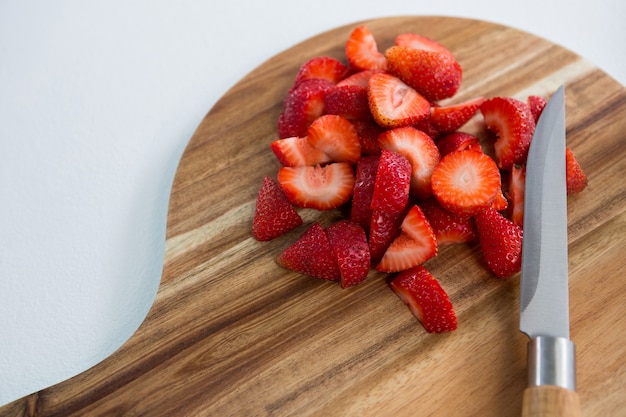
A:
[527, 336, 576, 391]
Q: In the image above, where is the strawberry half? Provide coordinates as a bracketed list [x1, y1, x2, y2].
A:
[479, 96, 536, 170]
[324, 84, 371, 122]
[345, 25, 388, 71]
[350, 155, 380, 232]
[389, 266, 457, 333]
[276, 222, 340, 281]
[507, 164, 526, 226]
[385, 45, 462, 102]
[306, 114, 361, 163]
[435, 132, 483, 157]
[325, 220, 371, 288]
[367, 72, 430, 128]
[378, 126, 441, 200]
[270, 136, 332, 167]
[293, 56, 351, 88]
[376, 205, 437, 272]
[252, 176, 303, 241]
[420, 198, 477, 245]
[475, 207, 523, 278]
[394, 32, 455, 59]
[277, 163, 355, 210]
[566, 147, 588, 194]
[430, 97, 485, 133]
[278, 78, 333, 138]
[431, 150, 502, 216]
[370, 149, 412, 213]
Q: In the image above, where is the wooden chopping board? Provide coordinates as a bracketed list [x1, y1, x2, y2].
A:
[2, 16, 625, 417]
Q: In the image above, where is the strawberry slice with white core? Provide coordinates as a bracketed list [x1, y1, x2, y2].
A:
[431, 149, 502, 216]
[376, 205, 437, 272]
[270, 136, 332, 167]
[277, 163, 355, 210]
[367, 72, 430, 128]
[389, 266, 457, 333]
[378, 126, 441, 200]
[345, 25, 388, 71]
[306, 114, 361, 163]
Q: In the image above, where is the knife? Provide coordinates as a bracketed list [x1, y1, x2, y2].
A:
[519, 85, 580, 417]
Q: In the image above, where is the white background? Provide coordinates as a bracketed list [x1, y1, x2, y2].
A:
[1, 0, 624, 407]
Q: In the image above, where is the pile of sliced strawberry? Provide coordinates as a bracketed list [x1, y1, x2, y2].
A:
[251, 25, 588, 334]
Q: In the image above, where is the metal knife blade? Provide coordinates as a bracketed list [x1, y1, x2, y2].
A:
[519, 85, 580, 417]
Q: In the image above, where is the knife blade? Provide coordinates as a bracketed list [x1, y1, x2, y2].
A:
[519, 85, 580, 417]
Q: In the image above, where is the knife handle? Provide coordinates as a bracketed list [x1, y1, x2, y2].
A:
[521, 386, 580, 417]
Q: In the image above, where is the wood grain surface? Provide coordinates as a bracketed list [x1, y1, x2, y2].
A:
[2, 16, 625, 417]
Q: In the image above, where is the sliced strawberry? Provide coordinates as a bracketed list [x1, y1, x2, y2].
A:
[325, 220, 371, 288]
[479, 96, 536, 170]
[394, 32, 455, 59]
[306, 114, 361, 163]
[430, 97, 485, 133]
[367, 72, 430, 128]
[350, 155, 380, 232]
[324, 84, 371, 122]
[277, 163, 355, 210]
[353, 120, 383, 155]
[270, 136, 332, 167]
[527, 95, 547, 124]
[336, 69, 384, 88]
[491, 187, 509, 211]
[252, 176, 303, 241]
[389, 266, 457, 333]
[413, 116, 442, 140]
[435, 132, 482, 157]
[431, 150, 502, 216]
[378, 126, 441, 200]
[368, 208, 405, 264]
[370, 149, 412, 213]
[278, 78, 333, 138]
[565, 147, 588, 194]
[475, 207, 524, 279]
[376, 205, 437, 272]
[345, 25, 388, 71]
[385, 45, 462, 102]
[276, 222, 340, 281]
[420, 198, 477, 245]
[293, 56, 351, 88]
[507, 164, 526, 226]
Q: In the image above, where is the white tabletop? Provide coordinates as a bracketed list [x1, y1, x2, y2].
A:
[1, 0, 624, 406]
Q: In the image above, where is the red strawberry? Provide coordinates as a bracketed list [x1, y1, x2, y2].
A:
[430, 97, 485, 133]
[435, 132, 482, 157]
[278, 78, 333, 138]
[413, 116, 443, 140]
[394, 32, 455, 59]
[345, 25, 388, 71]
[277, 222, 340, 281]
[479, 96, 536, 170]
[389, 266, 457, 333]
[367, 72, 430, 128]
[507, 164, 526, 226]
[370, 149, 412, 213]
[325, 220, 371, 288]
[376, 205, 437, 272]
[565, 147, 588, 194]
[491, 187, 509, 211]
[324, 84, 371, 121]
[350, 155, 380, 232]
[293, 56, 351, 88]
[353, 120, 383, 155]
[252, 176, 303, 241]
[527, 95, 547, 124]
[306, 114, 362, 163]
[431, 150, 502, 216]
[270, 136, 332, 167]
[378, 126, 441, 200]
[385, 45, 462, 102]
[368, 208, 405, 264]
[420, 198, 477, 245]
[336, 69, 384, 88]
[277, 163, 355, 210]
[475, 207, 524, 278]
